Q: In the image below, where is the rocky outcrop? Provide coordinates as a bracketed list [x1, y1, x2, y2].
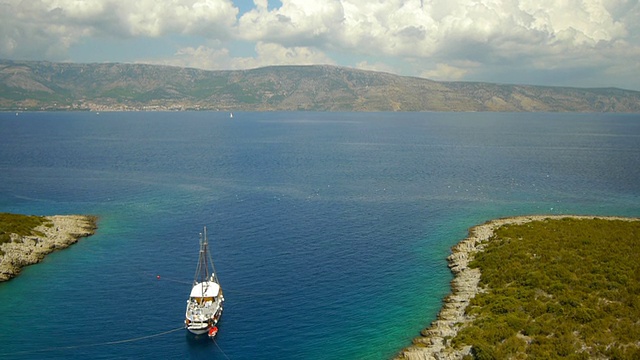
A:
[0, 215, 97, 281]
[395, 215, 638, 360]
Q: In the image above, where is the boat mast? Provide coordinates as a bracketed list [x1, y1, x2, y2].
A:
[203, 226, 219, 283]
[207, 227, 218, 283]
[202, 226, 210, 281]
[193, 228, 207, 286]
[193, 226, 218, 286]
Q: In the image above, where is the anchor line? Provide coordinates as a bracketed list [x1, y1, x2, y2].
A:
[213, 338, 232, 360]
[0, 326, 184, 357]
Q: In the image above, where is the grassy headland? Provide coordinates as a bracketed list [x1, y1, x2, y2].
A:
[0, 213, 97, 281]
[399, 216, 640, 360]
[0, 213, 51, 249]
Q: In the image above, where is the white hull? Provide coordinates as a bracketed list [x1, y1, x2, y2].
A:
[185, 291, 224, 332]
[186, 323, 211, 335]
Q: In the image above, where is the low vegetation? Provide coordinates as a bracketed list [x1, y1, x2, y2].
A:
[454, 218, 640, 359]
[0, 212, 50, 245]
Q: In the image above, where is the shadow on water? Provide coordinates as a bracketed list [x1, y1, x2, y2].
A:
[185, 332, 220, 358]
[185, 332, 214, 347]
[185, 320, 228, 358]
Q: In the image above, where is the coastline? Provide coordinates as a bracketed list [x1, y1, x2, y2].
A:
[0, 215, 97, 282]
[396, 215, 640, 360]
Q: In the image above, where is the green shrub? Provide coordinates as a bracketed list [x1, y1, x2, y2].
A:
[452, 218, 640, 359]
[0, 213, 49, 244]
[471, 341, 497, 360]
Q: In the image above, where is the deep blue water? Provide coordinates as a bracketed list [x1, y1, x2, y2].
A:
[0, 111, 639, 359]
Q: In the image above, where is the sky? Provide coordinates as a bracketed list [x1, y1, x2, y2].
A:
[1, 0, 639, 91]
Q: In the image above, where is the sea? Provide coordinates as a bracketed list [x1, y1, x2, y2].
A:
[0, 111, 638, 359]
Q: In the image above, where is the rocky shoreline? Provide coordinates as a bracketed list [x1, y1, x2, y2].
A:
[0, 215, 97, 282]
[396, 215, 639, 360]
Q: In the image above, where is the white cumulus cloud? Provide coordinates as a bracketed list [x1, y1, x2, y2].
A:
[0, 0, 238, 59]
[237, 0, 344, 46]
[0, 0, 638, 89]
[159, 41, 335, 70]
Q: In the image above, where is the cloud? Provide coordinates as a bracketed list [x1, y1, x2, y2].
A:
[248, 41, 335, 67]
[156, 41, 335, 70]
[237, 0, 344, 47]
[232, 0, 639, 87]
[0, 0, 638, 89]
[354, 61, 397, 74]
[0, 0, 239, 59]
[154, 43, 233, 70]
[420, 62, 476, 81]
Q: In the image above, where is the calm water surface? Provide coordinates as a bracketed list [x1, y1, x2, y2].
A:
[0, 111, 639, 359]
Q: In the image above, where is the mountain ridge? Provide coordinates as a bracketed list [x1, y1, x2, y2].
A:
[1, 59, 639, 112]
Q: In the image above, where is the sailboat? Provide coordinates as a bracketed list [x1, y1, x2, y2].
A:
[185, 227, 224, 337]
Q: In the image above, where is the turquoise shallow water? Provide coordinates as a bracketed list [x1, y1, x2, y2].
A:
[0, 111, 639, 359]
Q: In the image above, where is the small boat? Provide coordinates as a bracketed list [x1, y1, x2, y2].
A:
[208, 326, 218, 338]
[185, 227, 224, 336]
[229, 112, 233, 119]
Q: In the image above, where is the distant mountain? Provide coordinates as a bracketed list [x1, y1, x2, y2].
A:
[1, 59, 639, 112]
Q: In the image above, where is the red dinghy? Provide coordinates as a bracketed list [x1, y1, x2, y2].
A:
[208, 326, 219, 338]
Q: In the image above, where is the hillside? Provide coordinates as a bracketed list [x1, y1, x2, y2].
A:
[1, 59, 639, 112]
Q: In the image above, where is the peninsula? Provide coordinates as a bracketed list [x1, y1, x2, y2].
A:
[397, 215, 640, 360]
[0, 213, 97, 281]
